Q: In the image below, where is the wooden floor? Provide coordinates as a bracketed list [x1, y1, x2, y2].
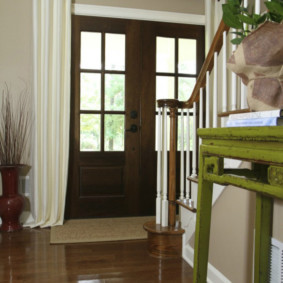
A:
[0, 228, 193, 283]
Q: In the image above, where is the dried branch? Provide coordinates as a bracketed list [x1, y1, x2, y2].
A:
[0, 84, 31, 166]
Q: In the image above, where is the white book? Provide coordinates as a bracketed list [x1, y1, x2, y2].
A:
[228, 109, 283, 120]
[226, 117, 283, 127]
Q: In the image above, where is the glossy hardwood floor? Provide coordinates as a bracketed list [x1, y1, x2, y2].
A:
[0, 228, 193, 283]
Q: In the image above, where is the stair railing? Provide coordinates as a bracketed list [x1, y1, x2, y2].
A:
[156, 19, 230, 228]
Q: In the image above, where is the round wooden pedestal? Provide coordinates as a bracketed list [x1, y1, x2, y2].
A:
[143, 220, 185, 258]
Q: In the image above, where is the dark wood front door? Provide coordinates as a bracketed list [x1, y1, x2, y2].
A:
[66, 16, 204, 219]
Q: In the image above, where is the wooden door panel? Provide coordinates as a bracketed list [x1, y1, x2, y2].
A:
[79, 166, 124, 196]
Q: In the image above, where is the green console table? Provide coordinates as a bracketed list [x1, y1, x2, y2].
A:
[193, 126, 283, 283]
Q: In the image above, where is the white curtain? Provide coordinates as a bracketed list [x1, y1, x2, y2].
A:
[31, 0, 71, 227]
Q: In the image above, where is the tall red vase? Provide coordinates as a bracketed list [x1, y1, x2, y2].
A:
[0, 166, 24, 232]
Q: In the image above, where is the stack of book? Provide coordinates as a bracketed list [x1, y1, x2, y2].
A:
[226, 109, 283, 127]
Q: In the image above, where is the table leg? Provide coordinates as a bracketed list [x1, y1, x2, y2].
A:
[193, 154, 213, 283]
[254, 193, 273, 283]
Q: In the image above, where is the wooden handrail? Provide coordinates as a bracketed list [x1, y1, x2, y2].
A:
[181, 20, 230, 109]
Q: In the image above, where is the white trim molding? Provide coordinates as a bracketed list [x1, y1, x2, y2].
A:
[72, 4, 205, 25]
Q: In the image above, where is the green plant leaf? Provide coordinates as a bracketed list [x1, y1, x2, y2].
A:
[238, 14, 257, 25]
[265, 1, 283, 15]
[255, 14, 267, 25]
[231, 31, 245, 36]
[231, 37, 244, 45]
[222, 4, 243, 29]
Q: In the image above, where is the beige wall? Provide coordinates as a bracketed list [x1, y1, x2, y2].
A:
[0, 0, 33, 195]
[73, 0, 205, 15]
[0, 0, 33, 91]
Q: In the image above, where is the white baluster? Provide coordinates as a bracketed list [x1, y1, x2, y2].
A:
[206, 71, 210, 128]
[161, 106, 168, 227]
[255, 0, 260, 14]
[180, 109, 185, 200]
[156, 107, 162, 224]
[213, 52, 218, 128]
[199, 88, 204, 129]
[240, 0, 248, 110]
[191, 102, 197, 178]
[199, 88, 204, 165]
[185, 109, 191, 199]
[222, 31, 227, 113]
[231, 29, 237, 111]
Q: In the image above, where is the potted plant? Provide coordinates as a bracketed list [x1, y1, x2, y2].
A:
[0, 84, 31, 232]
[222, 0, 283, 111]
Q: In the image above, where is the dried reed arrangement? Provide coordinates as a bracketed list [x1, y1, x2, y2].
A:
[0, 84, 31, 166]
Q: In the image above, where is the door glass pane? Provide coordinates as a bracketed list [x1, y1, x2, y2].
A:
[105, 115, 125, 151]
[105, 74, 125, 111]
[178, 77, 196, 101]
[156, 76, 175, 101]
[80, 32, 101, 70]
[156, 37, 175, 73]
[105, 33, 125, 71]
[80, 114, 101, 151]
[80, 73, 101, 110]
[178, 39, 196, 74]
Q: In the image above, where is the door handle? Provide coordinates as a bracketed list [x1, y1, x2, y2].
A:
[126, 124, 138, 133]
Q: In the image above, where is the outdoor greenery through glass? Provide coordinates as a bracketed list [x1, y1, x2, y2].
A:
[80, 32, 126, 152]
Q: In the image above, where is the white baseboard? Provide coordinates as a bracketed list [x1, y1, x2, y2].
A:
[183, 245, 232, 283]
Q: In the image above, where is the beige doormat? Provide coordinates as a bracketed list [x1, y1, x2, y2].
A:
[50, 216, 155, 244]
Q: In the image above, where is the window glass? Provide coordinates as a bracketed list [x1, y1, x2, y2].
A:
[105, 115, 125, 151]
[178, 39, 196, 74]
[80, 73, 101, 110]
[80, 114, 101, 151]
[156, 76, 175, 101]
[178, 77, 196, 101]
[105, 74, 125, 111]
[80, 32, 101, 70]
[156, 37, 175, 73]
[105, 33, 125, 71]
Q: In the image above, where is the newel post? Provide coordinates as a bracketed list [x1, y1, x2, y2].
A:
[157, 99, 179, 228]
[168, 105, 178, 227]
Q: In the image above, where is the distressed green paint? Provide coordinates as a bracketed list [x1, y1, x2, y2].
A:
[193, 149, 213, 283]
[193, 127, 283, 283]
[203, 172, 283, 200]
[254, 194, 273, 283]
[201, 144, 283, 165]
[268, 166, 283, 186]
[204, 156, 223, 175]
[198, 126, 283, 142]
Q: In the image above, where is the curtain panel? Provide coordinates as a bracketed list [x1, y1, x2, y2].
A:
[31, 0, 71, 227]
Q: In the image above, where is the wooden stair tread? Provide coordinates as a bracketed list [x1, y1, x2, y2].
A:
[187, 176, 198, 183]
[143, 220, 184, 235]
[176, 199, 197, 213]
[218, 108, 250, 118]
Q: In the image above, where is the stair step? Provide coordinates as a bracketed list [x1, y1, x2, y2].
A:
[187, 176, 198, 183]
[218, 108, 250, 118]
[176, 199, 197, 213]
